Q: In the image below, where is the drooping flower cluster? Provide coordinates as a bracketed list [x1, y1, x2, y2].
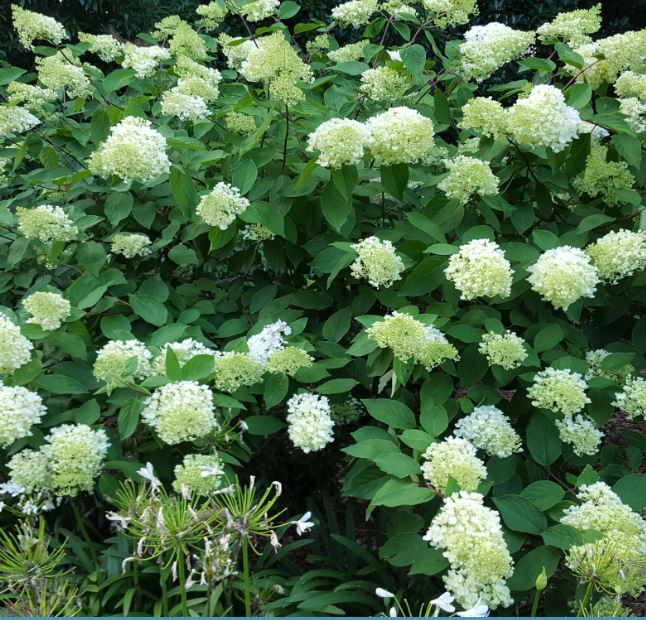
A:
[89, 116, 171, 183]
[78, 33, 123, 61]
[93, 339, 153, 385]
[225, 111, 257, 134]
[121, 44, 171, 79]
[307, 118, 371, 169]
[247, 320, 291, 366]
[5, 82, 56, 114]
[111, 233, 152, 258]
[0, 314, 33, 376]
[507, 85, 581, 152]
[11, 5, 67, 50]
[586, 229, 646, 283]
[196, 1, 229, 28]
[161, 89, 209, 122]
[459, 97, 507, 138]
[365, 107, 435, 165]
[444, 238, 512, 300]
[527, 246, 599, 311]
[439, 156, 499, 206]
[36, 53, 92, 99]
[327, 40, 369, 63]
[142, 381, 218, 444]
[585, 349, 634, 383]
[536, 4, 602, 46]
[350, 236, 405, 289]
[0, 385, 46, 448]
[213, 352, 265, 392]
[286, 392, 335, 453]
[360, 66, 412, 103]
[22, 291, 71, 330]
[422, 0, 478, 28]
[218, 34, 256, 70]
[554, 415, 602, 456]
[575, 145, 635, 206]
[421, 437, 487, 493]
[0, 106, 40, 139]
[172, 453, 225, 496]
[238, 0, 279, 21]
[613, 376, 646, 419]
[16, 204, 77, 243]
[528, 367, 590, 416]
[615, 71, 646, 100]
[423, 491, 514, 609]
[196, 182, 250, 230]
[478, 330, 527, 370]
[152, 339, 217, 376]
[331, 0, 378, 27]
[266, 347, 313, 376]
[459, 23, 534, 82]
[454, 405, 522, 458]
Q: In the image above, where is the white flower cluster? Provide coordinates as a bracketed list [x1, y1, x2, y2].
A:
[536, 5, 602, 46]
[36, 53, 92, 99]
[439, 156, 499, 206]
[331, 0, 378, 27]
[360, 66, 412, 104]
[350, 236, 404, 289]
[422, 0, 478, 28]
[587, 229, 646, 284]
[0, 313, 33, 376]
[554, 415, 603, 456]
[196, 182, 250, 229]
[111, 233, 152, 258]
[327, 40, 369, 64]
[121, 44, 171, 79]
[527, 246, 599, 311]
[89, 116, 171, 183]
[93, 339, 152, 385]
[247, 320, 291, 366]
[6, 82, 56, 114]
[0, 106, 40, 139]
[478, 330, 527, 370]
[619, 97, 646, 134]
[585, 349, 633, 383]
[17, 204, 77, 243]
[286, 392, 335, 453]
[454, 405, 522, 458]
[459, 97, 507, 138]
[444, 238, 512, 300]
[161, 89, 209, 122]
[613, 376, 646, 420]
[11, 5, 66, 50]
[421, 437, 487, 493]
[152, 338, 217, 375]
[22, 291, 70, 331]
[219, 34, 256, 70]
[0, 385, 46, 448]
[78, 33, 123, 61]
[423, 491, 514, 610]
[307, 118, 371, 169]
[142, 380, 218, 444]
[213, 351, 265, 392]
[238, 0, 279, 21]
[528, 367, 590, 416]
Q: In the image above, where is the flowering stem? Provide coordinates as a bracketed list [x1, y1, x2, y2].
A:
[177, 549, 189, 616]
[579, 580, 595, 612]
[530, 588, 541, 616]
[241, 537, 252, 616]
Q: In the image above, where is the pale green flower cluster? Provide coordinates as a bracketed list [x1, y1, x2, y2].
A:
[555, 414, 602, 456]
[586, 229, 646, 283]
[618, 97, 646, 133]
[359, 66, 412, 104]
[507, 84, 580, 152]
[225, 111, 257, 134]
[241, 223, 275, 241]
[459, 23, 534, 82]
[197, 182, 250, 230]
[11, 5, 66, 50]
[213, 352, 265, 392]
[93, 339, 153, 384]
[478, 330, 527, 370]
[527, 246, 599, 311]
[167, 23, 208, 59]
[421, 437, 487, 493]
[367, 312, 458, 370]
[36, 53, 92, 99]
[575, 146, 635, 206]
[384, 0, 417, 18]
[423, 491, 513, 610]
[175, 57, 222, 103]
[331, 0, 378, 27]
[8, 424, 109, 497]
[172, 453, 225, 496]
[536, 4, 601, 46]
[78, 33, 123, 61]
[306, 34, 331, 56]
[240, 32, 314, 106]
[266, 346, 313, 376]
[307, 118, 372, 169]
[17, 205, 78, 243]
[0, 314, 33, 376]
[445, 238, 511, 300]
[218, 34, 256, 70]
[6, 82, 57, 115]
[614, 70, 646, 100]
[0, 385, 45, 448]
[247, 320, 291, 366]
[585, 349, 634, 383]
[366, 107, 435, 165]
[121, 44, 171, 79]
[454, 405, 522, 458]
[528, 367, 590, 416]
[23, 291, 71, 330]
[152, 338, 217, 376]
[238, 0, 279, 21]
[350, 236, 405, 289]
[111, 233, 152, 258]
[327, 40, 368, 63]
[161, 89, 209, 122]
[613, 376, 646, 420]
[142, 380, 218, 444]
[439, 156, 499, 205]
[0, 158, 9, 187]
[89, 116, 171, 183]
[459, 97, 507, 138]
[422, 0, 478, 28]
[331, 397, 365, 424]
[0, 105, 40, 139]
[286, 392, 335, 453]
[196, 1, 229, 28]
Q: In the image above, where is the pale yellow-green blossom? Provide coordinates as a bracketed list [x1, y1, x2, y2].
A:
[350, 236, 405, 289]
[360, 66, 412, 104]
[421, 436, 487, 493]
[459, 97, 508, 138]
[23, 291, 70, 330]
[11, 5, 66, 50]
[586, 229, 646, 283]
[0, 314, 33, 376]
[478, 330, 527, 370]
[78, 33, 123, 61]
[0, 385, 45, 448]
[307, 118, 371, 169]
[36, 53, 92, 99]
[536, 4, 601, 46]
[266, 347, 313, 376]
[286, 392, 335, 453]
[528, 367, 590, 416]
[172, 453, 225, 496]
[213, 352, 265, 392]
[93, 339, 152, 384]
[555, 414, 602, 456]
[613, 376, 646, 419]
[17, 205, 77, 243]
[111, 233, 152, 259]
[454, 405, 522, 458]
[439, 156, 499, 206]
[331, 0, 378, 27]
[197, 182, 250, 230]
[575, 145, 635, 206]
[422, 0, 478, 28]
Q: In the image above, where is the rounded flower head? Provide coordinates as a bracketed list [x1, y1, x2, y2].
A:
[459, 97, 508, 138]
[196, 182, 250, 230]
[423, 491, 513, 610]
[350, 236, 405, 289]
[527, 246, 599, 311]
[213, 352, 265, 392]
[6, 82, 56, 114]
[418, 326, 459, 370]
[536, 5, 602, 46]
[247, 320, 291, 366]
[286, 392, 335, 453]
[478, 330, 527, 370]
[422, 0, 478, 27]
[36, 53, 92, 99]
[555, 414, 602, 456]
[575, 145, 635, 206]
[528, 367, 590, 416]
[111, 233, 152, 258]
[331, 0, 378, 27]
[0, 314, 33, 376]
[421, 437, 487, 493]
[439, 156, 499, 206]
[366, 107, 435, 165]
[196, 1, 229, 28]
[175, 57, 221, 103]
[0, 385, 46, 448]
[89, 116, 170, 184]
[615, 70, 646, 100]
[78, 33, 123, 62]
[142, 381, 218, 444]
[0, 106, 40, 139]
[587, 229, 646, 283]
[7, 449, 50, 494]
[454, 405, 522, 458]
[22, 291, 70, 330]
[444, 238, 511, 299]
[225, 111, 257, 135]
[266, 346, 313, 376]
[613, 376, 646, 420]
[238, 0, 279, 21]
[219, 34, 256, 70]
[93, 339, 152, 385]
[161, 89, 209, 122]
[327, 40, 369, 64]
[11, 5, 66, 50]
[360, 66, 412, 104]
[121, 44, 170, 78]
[619, 96, 646, 134]
[16, 204, 77, 243]
[152, 338, 217, 376]
[307, 118, 371, 169]
[507, 85, 580, 152]
[173, 453, 225, 496]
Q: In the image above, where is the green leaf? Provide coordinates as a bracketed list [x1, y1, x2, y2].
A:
[129, 295, 168, 327]
[507, 546, 561, 591]
[380, 164, 409, 201]
[104, 192, 133, 226]
[0, 67, 26, 86]
[181, 354, 215, 381]
[613, 133, 642, 168]
[321, 179, 353, 235]
[169, 244, 199, 266]
[370, 479, 435, 508]
[534, 324, 563, 353]
[433, 89, 451, 124]
[118, 405, 140, 440]
[399, 44, 426, 76]
[103, 68, 136, 93]
[565, 83, 591, 109]
[362, 399, 416, 429]
[170, 166, 196, 217]
[232, 157, 258, 195]
[532, 229, 560, 251]
[165, 347, 182, 381]
[374, 453, 420, 478]
[318, 378, 359, 394]
[278, 0, 300, 18]
[612, 474, 646, 511]
[409, 547, 449, 576]
[492, 494, 547, 534]
[343, 438, 399, 459]
[555, 42, 584, 69]
[526, 413, 561, 466]
[520, 480, 565, 510]
[519, 57, 556, 73]
[264, 373, 289, 408]
[541, 524, 602, 549]
[244, 415, 284, 436]
[35, 374, 87, 395]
